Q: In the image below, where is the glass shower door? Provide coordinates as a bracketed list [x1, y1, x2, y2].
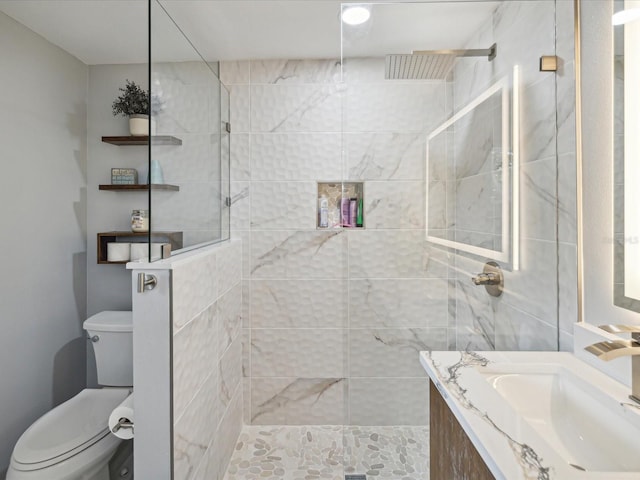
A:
[340, 1, 567, 477]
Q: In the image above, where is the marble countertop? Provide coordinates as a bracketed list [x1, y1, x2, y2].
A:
[420, 351, 640, 480]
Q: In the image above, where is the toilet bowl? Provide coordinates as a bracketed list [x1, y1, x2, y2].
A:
[7, 388, 131, 480]
[7, 311, 134, 480]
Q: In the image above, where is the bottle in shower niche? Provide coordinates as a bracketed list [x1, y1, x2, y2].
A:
[318, 195, 329, 228]
[341, 197, 351, 227]
[349, 198, 357, 227]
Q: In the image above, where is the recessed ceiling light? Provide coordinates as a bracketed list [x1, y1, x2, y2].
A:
[341, 6, 370, 26]
[613, 8, 640, 25]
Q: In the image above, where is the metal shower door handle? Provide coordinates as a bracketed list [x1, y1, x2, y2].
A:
[137, 273, 157, 293]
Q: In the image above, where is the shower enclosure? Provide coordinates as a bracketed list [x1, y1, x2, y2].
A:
[222, 0, 575, 478]
[139, 0, 576, 478]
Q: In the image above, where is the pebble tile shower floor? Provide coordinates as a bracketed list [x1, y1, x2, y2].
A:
[222, 425, 429, 480]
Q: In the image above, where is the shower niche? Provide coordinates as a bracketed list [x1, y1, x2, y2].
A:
[316, 182, 364, 229]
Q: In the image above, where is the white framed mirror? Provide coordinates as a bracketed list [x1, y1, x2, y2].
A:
[613, 0, 640, 312]
[426, 73, 519, 267]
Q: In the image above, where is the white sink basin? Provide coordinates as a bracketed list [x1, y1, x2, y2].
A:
[478, 362, 640, 473]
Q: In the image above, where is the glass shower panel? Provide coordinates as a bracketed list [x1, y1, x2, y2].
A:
[341, 1, 560, 476]
[149, 0, 230, 261]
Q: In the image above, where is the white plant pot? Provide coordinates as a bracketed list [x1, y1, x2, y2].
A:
[129, 114, 149, 136]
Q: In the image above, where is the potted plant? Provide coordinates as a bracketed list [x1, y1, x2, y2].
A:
[112, 79, 150, 136]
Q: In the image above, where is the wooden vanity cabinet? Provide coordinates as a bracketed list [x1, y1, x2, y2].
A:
[430, 380, 495, 480]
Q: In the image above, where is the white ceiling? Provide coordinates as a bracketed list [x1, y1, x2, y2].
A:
[0, 0, 149, 65]
[0, 0, 498, 65]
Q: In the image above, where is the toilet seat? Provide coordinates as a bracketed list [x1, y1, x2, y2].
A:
[11, 388, 130, 472]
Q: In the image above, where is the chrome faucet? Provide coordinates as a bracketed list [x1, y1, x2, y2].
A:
[585, 324, 640, 404]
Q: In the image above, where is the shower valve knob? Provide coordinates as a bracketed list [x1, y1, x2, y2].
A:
[471, 273, 499, 285]
[471, 261, 504, 297]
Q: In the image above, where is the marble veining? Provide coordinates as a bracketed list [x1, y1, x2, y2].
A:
[228, 0, 572, 430]
[251, 230, 344, 276]
[174, 433, 208, 479]
[621, 401, 640, 411]
[252, 378, 344, 423]
[251, 59, 341, 85]
[346, 132, 425, 181]
[424, 351, 550, 480]
[373, 329, 431, 352]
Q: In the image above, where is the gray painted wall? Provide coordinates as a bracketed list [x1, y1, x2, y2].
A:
[0, 11, 88, 474]
[86, 64, 148, 385]
[581, 0, 640, 327]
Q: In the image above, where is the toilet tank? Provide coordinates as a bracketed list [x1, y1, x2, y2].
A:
[83, 311, 133, 386]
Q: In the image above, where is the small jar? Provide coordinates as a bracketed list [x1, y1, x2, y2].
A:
[131, 209, 149, 233]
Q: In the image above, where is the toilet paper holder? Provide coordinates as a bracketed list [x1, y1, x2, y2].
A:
[111, 417, 134, 434]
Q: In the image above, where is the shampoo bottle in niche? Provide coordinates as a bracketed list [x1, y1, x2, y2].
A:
[318, 195, 329, 228]
[349, 198, 357, 227]
[341, 197, 351, 227]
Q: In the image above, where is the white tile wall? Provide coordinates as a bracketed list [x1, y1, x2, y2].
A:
[364, 181, 425, 229]
[250, 181, 317, 229]
[172, 240, 243, 479]
[218, 283, 242, 355]
[173, 372, 219, 479]
[520, 76, 558, 163]
[349, 279, 448, 329]
[348, 328, 447, 378]
[345, 83, 446, 133]
[250, 230, 347, 278]
[251, 279, 347, 328]
[251, 133, 342, 181]
[250, 59, 341, 85]
[230, 134, 251, 180]
[173, 303, 217, 418]
[251, 328, 346, 378]
[250, 377, 347, 425]
[229, 85, 251, 132]
[224, 0, 576, 426]
[172, 252, 217, 331]
[348, 378, 428, 425]
[446, 0, 576, 353]
[251, 85, 342, 132]
[346, 132, 425, 181]
[348, 230, 448, 279]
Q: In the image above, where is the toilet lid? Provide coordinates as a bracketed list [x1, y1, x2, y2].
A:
[13, 388, 130, 465]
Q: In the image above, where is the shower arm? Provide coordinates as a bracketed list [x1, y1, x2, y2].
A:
[412, 43, 497, 61]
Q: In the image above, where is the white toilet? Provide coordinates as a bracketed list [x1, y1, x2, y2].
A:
[7, 311, 134, 480]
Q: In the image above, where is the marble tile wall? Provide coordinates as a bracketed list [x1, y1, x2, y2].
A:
[172, 240, 243, 480]
[151, 61, 228, 249]
[224, 58, 449, 427]
[449, 1, 577, 352]
[223, 0, 576, 427]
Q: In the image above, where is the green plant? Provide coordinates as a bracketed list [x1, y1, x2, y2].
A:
[112, 79, 149, 117]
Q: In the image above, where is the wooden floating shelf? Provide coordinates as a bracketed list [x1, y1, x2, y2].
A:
[101, 135, 182, 146]
[99, 184, 180, 192]
[97, 231, 183, 264]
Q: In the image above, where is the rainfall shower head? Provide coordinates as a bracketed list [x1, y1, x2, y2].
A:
[385, 43, 497, 80]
